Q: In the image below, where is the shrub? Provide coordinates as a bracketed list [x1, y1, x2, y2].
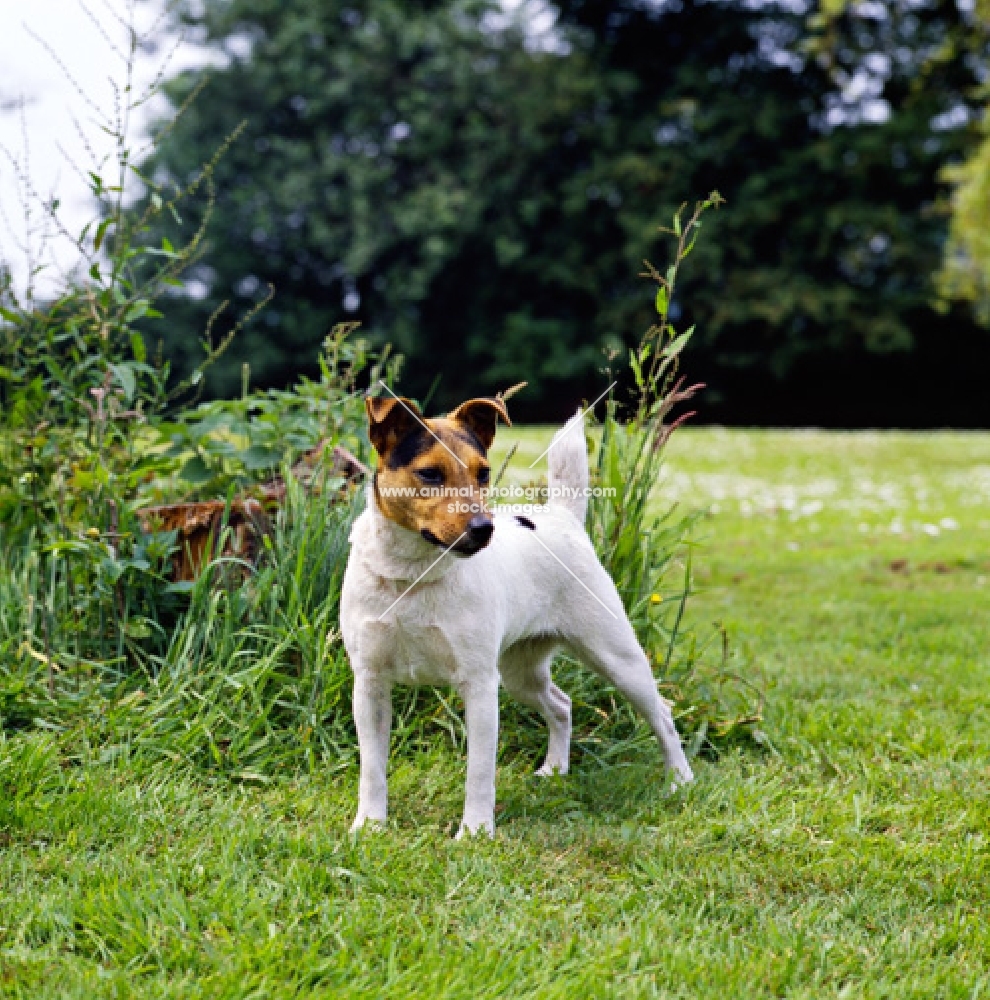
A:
[0, 9, 384, 686]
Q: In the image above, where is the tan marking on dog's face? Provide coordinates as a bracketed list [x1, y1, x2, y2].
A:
[366, 396, 510, 551]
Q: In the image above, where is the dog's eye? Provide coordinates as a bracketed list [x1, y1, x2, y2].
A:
[477, 467, 490, 486]
[416, 467, 444, 485]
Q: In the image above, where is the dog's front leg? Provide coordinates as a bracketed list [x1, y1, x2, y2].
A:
[351, 671, 392, 832]
[457, 675, 500, 838]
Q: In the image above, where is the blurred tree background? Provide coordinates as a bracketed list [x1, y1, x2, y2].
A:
[939, 0, 990, 321]
[143, 0, 990, 425]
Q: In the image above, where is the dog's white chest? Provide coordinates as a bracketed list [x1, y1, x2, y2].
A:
[348, 614, 465, 687]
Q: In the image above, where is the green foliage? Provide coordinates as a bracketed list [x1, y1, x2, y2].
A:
[0, 321, 383, 714]
[105, 478, 363, 775]
[0, 25, 255, 672]
[0, 14, 384, 692]
[545, 0, 990, 421]
[583, 196, 760, 749]
[891, 0, 990, 322]
[142, 0, 571, 404]
[940, 126, 990, 318]
[157, 325, 388, 499]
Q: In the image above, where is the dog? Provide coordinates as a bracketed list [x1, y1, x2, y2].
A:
[340, 394, 694, 837]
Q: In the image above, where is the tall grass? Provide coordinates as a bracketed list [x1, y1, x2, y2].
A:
[129, 477, 361, 775]
[0, 476, 359, 774]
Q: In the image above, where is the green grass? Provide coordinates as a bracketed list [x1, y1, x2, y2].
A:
[4, 427, 990, 997]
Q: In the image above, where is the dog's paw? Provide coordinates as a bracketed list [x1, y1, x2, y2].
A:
[349, 815, 387, 835]
[669, 760, 695, 790]
[535, 761, 568, 778]
[455, 819, 495, 840]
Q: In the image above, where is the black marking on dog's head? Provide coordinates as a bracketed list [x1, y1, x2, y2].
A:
[451, 425, 486, 457]
[366, 395, 424, 459]
[368, 396, 499, 548]
[515, 515, 536, 531]
[386, 427, 432, 470]
[447, 397, 511, 451]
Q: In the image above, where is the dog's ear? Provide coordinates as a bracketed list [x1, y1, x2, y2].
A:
[365, 395, 425, 459]
[448, 397, 512, 451]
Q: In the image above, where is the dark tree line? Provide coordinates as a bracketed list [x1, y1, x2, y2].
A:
[144, 0, 990, 424]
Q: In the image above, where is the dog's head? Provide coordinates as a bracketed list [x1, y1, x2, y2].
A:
[366, 394, 510, 555]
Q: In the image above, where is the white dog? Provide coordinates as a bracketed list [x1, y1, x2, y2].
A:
[340, 395, 693, 837]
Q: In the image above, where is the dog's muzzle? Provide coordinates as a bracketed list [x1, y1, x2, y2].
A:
[461, 516, 494, 553]
[421, 516, 494, 556]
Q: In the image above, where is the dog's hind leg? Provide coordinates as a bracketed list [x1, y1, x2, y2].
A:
[499, 640, 572, 776]
[566, 611, 693, 785]
[351, 671, 392, 831]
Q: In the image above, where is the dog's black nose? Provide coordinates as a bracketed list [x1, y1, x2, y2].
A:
[466, 516, 494, 547]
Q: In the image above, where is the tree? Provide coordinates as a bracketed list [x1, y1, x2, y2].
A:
[938, 0, 990, 318]
[145, 0, 606, 413]
[554, 0, 990, 423]
[145, 0, 990, 423]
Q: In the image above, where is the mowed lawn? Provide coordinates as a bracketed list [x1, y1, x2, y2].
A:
[4, 428, 990, 998]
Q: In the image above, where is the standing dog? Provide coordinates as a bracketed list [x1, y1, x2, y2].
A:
[340, 395, 693, 837]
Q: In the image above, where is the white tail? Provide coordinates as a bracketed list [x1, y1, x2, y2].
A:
[547, 409, 590, 524]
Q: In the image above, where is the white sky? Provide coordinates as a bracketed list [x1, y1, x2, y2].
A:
[0, 0, 206, 299]
[0, 0, 554, 303]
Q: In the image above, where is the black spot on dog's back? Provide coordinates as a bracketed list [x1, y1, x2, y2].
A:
[515, 515, 536, 530]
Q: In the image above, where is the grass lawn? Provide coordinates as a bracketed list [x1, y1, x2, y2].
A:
[3, 427, 990, 998]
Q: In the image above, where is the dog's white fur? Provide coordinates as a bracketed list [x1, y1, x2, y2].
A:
[340, 412, 693, 836]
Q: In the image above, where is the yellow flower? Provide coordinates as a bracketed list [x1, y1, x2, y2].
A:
[85, 527, 101, 539]
[650, 593, 662, 605]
